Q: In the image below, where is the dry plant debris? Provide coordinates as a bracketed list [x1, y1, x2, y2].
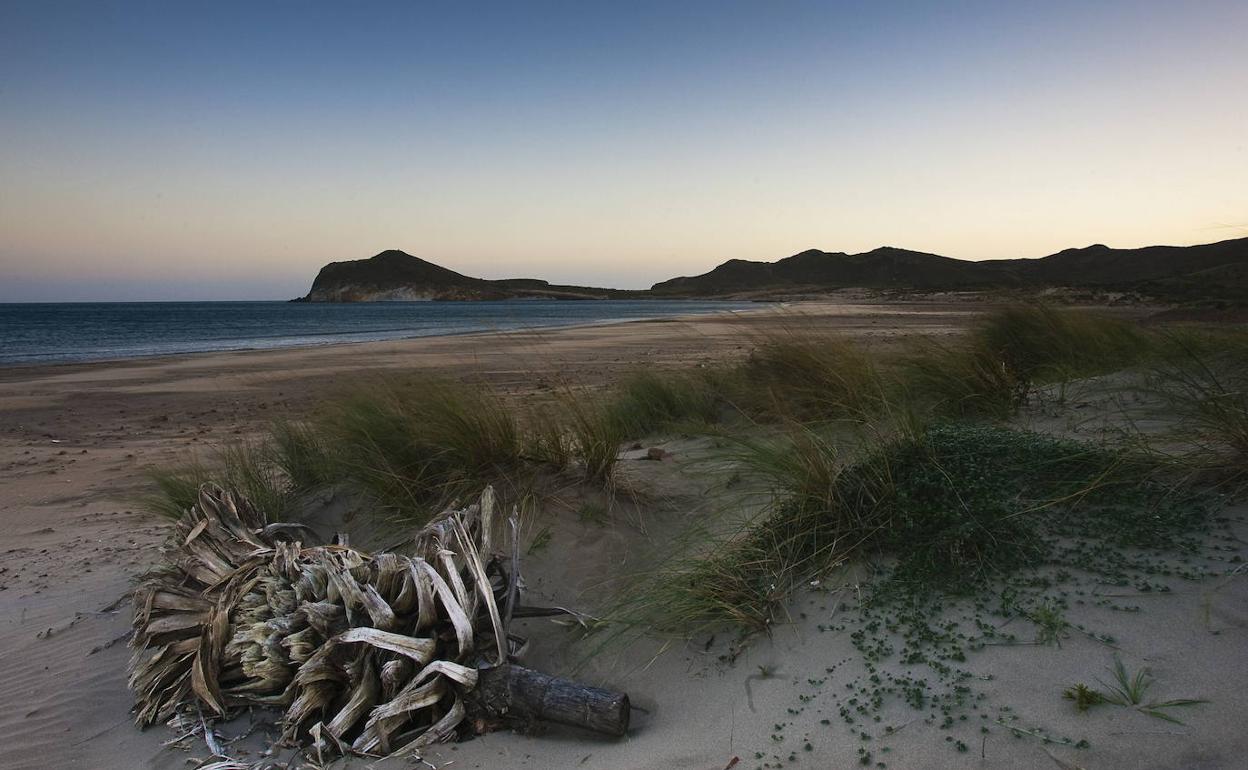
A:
[128, 483, 519, 759]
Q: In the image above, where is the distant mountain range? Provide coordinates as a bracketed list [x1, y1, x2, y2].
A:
[298, 237, 1248, 303]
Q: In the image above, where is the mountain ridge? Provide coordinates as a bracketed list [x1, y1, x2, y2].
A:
[299, 237, 1248, 302]
[650, 237, 1248, 296]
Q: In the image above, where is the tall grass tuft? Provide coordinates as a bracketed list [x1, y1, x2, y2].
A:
[900, 304, 1155, 417]
[138, 441, 292, 521]
[557, 389, 626, 484]
[607, 369, 725, 438]
[738, 329, 886, 422]
[317, 378, 524, 516]
[1149, 336, 1248, 483]
[139, 463, 213, 520]
[270, 418, 334, 491]
[897, 339, 1022, 418]
[975, 303, 1150, 384]
[619, 422, 1193, 634]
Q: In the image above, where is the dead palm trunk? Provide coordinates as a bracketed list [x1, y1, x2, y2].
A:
[128, 484, 628, 759]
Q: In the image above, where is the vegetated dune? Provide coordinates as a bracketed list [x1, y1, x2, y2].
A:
[3, 298, 1246, 770]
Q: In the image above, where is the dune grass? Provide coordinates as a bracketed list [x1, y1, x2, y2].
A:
[898, 304, 1161, 418]
[737, 328, 886, 423]
[139, 441, 293, 521]
[270, 418, 335, 491]
[291, 378, 526, 517]
[619, 421, 1198, 634]
[1148, 334, 1248, 484]
[606, 369, 726, 438]
[139, 302, 1208, 541]
[557, 388, 627, 483]
[976, 303, 1151, 383]
[141, 375, 633, 522]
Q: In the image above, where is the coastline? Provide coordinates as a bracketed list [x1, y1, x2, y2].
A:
[0, 296, 1172, 769]
[0, 299, 766, 370]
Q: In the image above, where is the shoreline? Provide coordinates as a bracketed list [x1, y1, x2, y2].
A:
[0, 295, 1172, 769]
[0, 301, 770, 373]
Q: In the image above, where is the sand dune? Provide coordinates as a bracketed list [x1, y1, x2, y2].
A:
[3, 298, 1244, 770]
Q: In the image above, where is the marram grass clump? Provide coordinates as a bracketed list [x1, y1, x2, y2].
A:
[140, 376, 630, 525]
[898, 304, 1159, 418]
[624, 422, 1204, 634]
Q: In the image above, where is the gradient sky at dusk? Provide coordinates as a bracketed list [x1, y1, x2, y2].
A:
[2, 1, 1246, 300]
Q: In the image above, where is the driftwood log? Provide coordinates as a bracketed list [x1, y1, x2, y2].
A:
[128, 484, 629, 762]
[467, 664, 630, 737]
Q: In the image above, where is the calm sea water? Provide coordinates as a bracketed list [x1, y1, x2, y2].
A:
[0, 300, 757, 366]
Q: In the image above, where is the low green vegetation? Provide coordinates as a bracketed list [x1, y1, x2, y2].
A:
[134, 301, 1242, 767]
[1065, 657, 1207, 724]
[139, 377, 634, 522]
[738, 329, 886, 422]
[607, 369, 726, 437]
[898, 303, 1159, 418]
[140, 441, 293, 521]
[1149, 338, 1248, 484]
[624, 422, 1204, 633]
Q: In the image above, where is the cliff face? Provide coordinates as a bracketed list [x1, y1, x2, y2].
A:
[300, 250, 638, 302]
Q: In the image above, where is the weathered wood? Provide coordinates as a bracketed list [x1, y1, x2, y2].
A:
[468, 664, 630, 737]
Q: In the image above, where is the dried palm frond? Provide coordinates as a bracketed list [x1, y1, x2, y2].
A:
[129, 483, 515, 759]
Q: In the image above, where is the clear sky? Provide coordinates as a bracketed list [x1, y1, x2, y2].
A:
[1, 1, 1245, 301]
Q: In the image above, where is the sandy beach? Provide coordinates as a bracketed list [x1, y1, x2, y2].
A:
[3, 298, 1245, 770]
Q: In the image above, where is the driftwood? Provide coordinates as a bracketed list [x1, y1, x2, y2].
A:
[467, 664, 630, 737]
[128, 484, 628, 761]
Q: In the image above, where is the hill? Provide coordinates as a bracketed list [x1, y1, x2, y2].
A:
[299, 238, 1248, 302]
[650, 237, 1248, 297]
[299, 250, 639, 302]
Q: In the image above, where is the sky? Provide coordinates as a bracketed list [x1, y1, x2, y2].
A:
[1, 1, 1246, 301]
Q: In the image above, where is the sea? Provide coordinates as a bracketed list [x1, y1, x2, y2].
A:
[0, 299, 758, 366]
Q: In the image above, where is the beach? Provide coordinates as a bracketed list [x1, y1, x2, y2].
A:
[3, 297, 1245, 770]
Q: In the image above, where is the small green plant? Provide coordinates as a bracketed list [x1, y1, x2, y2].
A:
[576, 500, 609, 525]
[1029, 600, 1070, 647]
[1100, 655, 1152, 706]
[1063, 657, 1208, 724]
[1062, 683, 1105, 713]
[526, 524, 553, 554]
